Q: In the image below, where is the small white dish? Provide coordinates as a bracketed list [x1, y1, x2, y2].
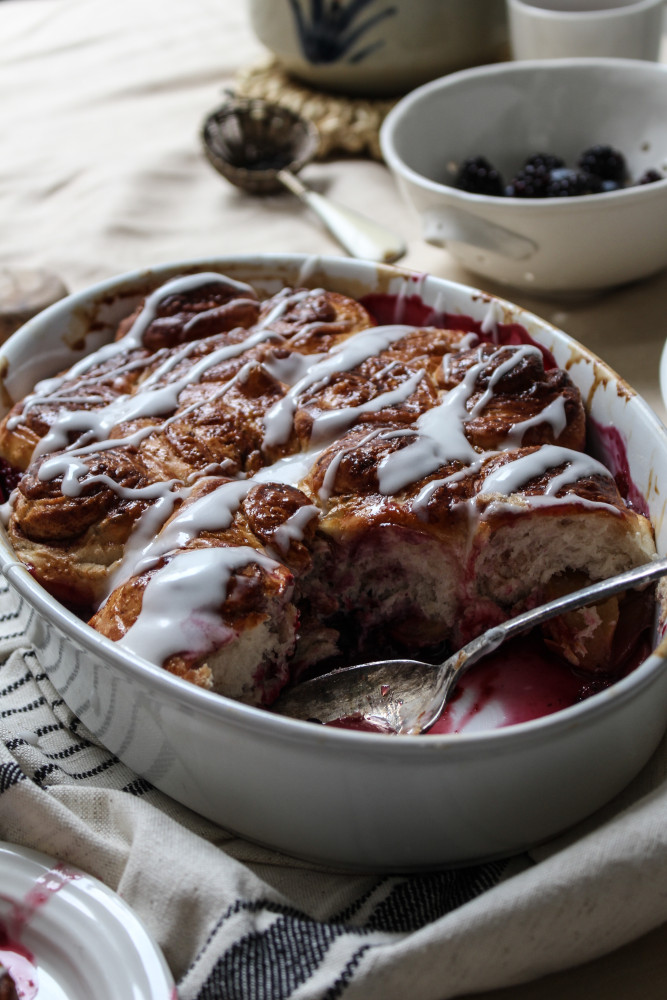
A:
[0, 841, 174, 1000]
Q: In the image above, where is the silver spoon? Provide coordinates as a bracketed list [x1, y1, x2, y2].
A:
[201, 96, 406, 264]
[272, 557, 667, 734]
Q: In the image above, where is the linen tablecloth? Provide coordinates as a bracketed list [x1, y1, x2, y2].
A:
[1, 2, 667, 997]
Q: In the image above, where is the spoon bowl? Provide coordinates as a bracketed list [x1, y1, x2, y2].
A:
[202, 97, 407, 263]
[273, 557, 667, 734]
[202, 97, 319, 195]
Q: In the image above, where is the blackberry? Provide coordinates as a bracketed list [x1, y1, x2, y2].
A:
[523, 152, 565, 172]
[454, 156, 504, 196]
[638, 168, 663, 185]
[545, 168, 603, 197]
[577, 144, 628, 185]
[506, 163, 551, 198]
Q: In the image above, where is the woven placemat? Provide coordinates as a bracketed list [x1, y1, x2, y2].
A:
[234, 58, 397, 161]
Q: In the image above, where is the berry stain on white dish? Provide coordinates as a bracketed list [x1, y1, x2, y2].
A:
[0, 865, 78, 999]
[0, 843, 175, 1000]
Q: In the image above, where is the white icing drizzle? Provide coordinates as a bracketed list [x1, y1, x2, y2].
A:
[377, 344, 558, 496]
[32, 326, 278, 466]
[0, 494, 14, 526]
[257, 287, 321, 328]
[118, 479, 254, 585]
[262, 349, 326, 387]
[469, 345, 542, 418]
[318, 428, 382, 504]
[411, 456, 487, 515]
[108, 464, 323, 597]
[104, 483, 193, 597]
[262, 324, 417, 447]
[484, 493, 622, 516]
[110, 451, 323, 597]
[12, 273, 256, 432]
[272, 504, 320, 556]
[36, 357, 261, 492]
[478, 445, 612, 498]
[310, 368, 425, 444]
[376, 357, 483, 495]
[116, 545, 282, 665]
[411, 443, 616, 520]
[138, 338, 201, 387]
[481, 299, 501, 343]
[505, 396, 568, 445]
[8, 351, 173, 434]
[430, 288, 448, 321]
[392, 273, 428, 324]
[253, 446, 325, 488]
[123, 272, 256, 347]
[31, 285, 335, 499]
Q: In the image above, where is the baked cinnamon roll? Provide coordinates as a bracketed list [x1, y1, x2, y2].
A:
[0, 271, 656, 707]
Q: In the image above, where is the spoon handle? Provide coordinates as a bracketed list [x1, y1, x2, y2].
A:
[277, 169, 406, 264]
[491, 556, 667, 649]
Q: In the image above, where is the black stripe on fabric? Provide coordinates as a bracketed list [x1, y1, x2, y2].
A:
[30, 763, 61, 786]
[0, 628, 32, 643]
[4, 736, 36, 752]
[32, 754, 120, 786]
[192, 860, 509, 1000]
[0, 671, 35, 697]
[330, 876, 391, 925]
[363, 862, 508, 933]
[322, 944, 373, 1000]
[40, 739, 94, 762]
[0, 604, 22, 623]
[196, 902, 351, 1000]
[1, 696, 47, 719]
[0, 760, 27, 793]
[35, 723, 67, 738]
[123, 776, 155, 797]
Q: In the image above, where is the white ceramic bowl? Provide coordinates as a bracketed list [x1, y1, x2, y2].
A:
[1, 254, 667, 871]
[380, 58, 667, 294]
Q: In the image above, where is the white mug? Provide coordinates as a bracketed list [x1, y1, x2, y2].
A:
[507, 0, 666, 60]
